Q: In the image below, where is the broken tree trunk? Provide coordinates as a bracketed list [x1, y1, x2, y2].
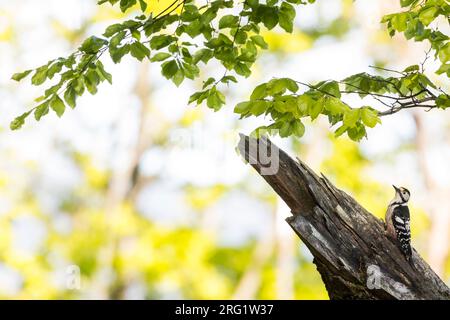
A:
[237, 134, 450, 300]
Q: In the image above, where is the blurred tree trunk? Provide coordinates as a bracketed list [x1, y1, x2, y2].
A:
[232, 234, 274, 299]
[275, 198, 295, 299]
[273, 121, 329, 299]
[413, 113, 450, 278]
[100, 62, 155, 299]
[106, 61, 154, 211]
[238, 134, 450, 300]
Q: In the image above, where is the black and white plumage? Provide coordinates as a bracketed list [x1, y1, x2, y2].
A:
[392, 205, 412, 260]
[385, 185, 412, 261]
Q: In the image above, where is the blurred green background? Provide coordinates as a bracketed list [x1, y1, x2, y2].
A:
[0, 0, 448, 299]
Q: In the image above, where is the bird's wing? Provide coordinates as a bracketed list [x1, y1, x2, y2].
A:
[392, 205, 412, 258]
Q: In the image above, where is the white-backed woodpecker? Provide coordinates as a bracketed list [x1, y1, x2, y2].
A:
[385, 185, 412, 261]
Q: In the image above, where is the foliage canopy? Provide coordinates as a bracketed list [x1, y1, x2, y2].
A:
[10, 0, 450, 141]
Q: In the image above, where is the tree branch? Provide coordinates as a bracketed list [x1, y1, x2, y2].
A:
[237, 134, 450, 300]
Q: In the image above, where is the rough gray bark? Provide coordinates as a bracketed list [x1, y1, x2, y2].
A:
[237, 134, 450, 300]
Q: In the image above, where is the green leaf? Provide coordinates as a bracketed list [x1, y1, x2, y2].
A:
[278, 2, 296, 33]
[403, 64, 419, 73]
[221, 75, 238, 83]
[60, 69, 75, 82]
[64, 86, 77, 109]
[391, 13, 408, 32]
[110, 44, 130, 63]
[296, 94, 314, 115]
[436, 63, 450, 76]
[181, 63, 199, 79]
[64, 55, 76, 68]
[234, 101, 251, 115]
[202, 77, 215, 89]
[343, 108, 360, 128]
[34, 101, 50, 121]
[184, 20, 203, 38]
[218, 15, 239, 29]
[360, 107, 380, 128]
[283, 78, 299, 93]
[161, 60, 179, 79]
[192, 48, 213, 64]
[268, 80, 286, 95]
[262, 8, 279, 30]
[283, 99, 300, 115]
[417, 74, 436, 89]
[273, 100, 287, 113]
[438, 43, 450, 64]
[96, 61, 113, 84]
[188, 91, 202, 104]
[235, 30, 247, 44]
[119, 0, 137, 12]
[130, 41, 150, 61]
[47, 62, 63, 79]
[150, 52, 172, 62]
[110, 30, 126, 48]
[250, 35, 268, 49]
[103, 23, 124, 37]
[44, 84, 62, 97]
[73, 77, 85, 96]
[292, 120, 305, 137]
[279, 121, 291, 137]
[238, 41, 257, 62]
[31, 67, 48, 86]
[234, 62, 251, 77]
[418, 6, 438, 26]
[347, 122, 366, 141]
[80, 36, 108, 53]
[85, 70, 100, 95]
[309, 99, 323, 120]
[34, 96, 46, 103]
[250, 84, 267, 100]
[131, 29, 141, 41]
[250, 100, 269, 116]
[267, 78, 298, 96]
[10, 111, 31, 130]
[138, 0, 147, 11]
[325, 97, 348, 115]
[50, 95, 65, 117]
[334, 124, 348, 138]
[150, 35, 176, 50]
[320, 81, 341, 98]
[206, 88, 226, 111]
[400, 0, 416, 7]
[172, 69, 185, 87]
[246, 0, 259, 8]
[12, 70, 32, 82]
[436, 94, 450, 109]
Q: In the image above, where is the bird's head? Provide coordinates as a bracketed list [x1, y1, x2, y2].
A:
[392, 185, 410, 203]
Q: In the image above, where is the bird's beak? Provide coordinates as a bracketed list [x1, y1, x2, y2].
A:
[392, 185, 400, 192]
